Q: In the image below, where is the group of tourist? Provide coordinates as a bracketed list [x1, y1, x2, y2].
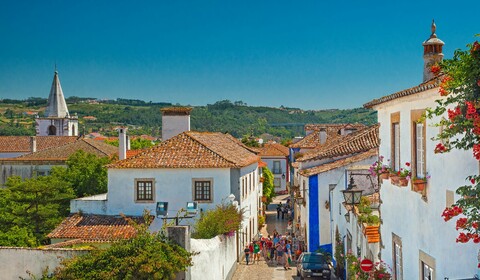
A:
[244, 231, 296, 270]
[276, 200, 293, 220]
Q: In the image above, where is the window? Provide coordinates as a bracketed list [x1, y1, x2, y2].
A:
[391, 112, 400, 171]
[48, 125, 56, 136]
[135, 179, 154, 202]
[419, 250, 435, 280]
[274, 178, 281, 188]
[422, 263, 433, 280]
[412, 110, 427, 179]
[193, 179, 213, 202]
[273, 161, 282, 174]
[392, 233, 403, 280]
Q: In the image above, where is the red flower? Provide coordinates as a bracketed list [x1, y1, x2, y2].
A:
[456, 218, 468, 230]
[405, 162, 410, 167]
[465, 101, 477, 120]
[471, 178, 476, 184]
[474, 144, 480, 160]
[477, 80, 480, 87]
[435, 143, 447, 154]
[471, 41, 480, 54]
[431, 65, 441, 75]
[473, 222, 479, 229]
[456, 232, 470, 243]
[448, 106, 462, 121]
[439, 86, 449, 96]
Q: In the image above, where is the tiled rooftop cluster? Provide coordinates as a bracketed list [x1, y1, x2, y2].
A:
[0, 136, 78, 153]
[108, 131, 259, 169]
[9, 138, 118, 161]
[298, 124, 379, 162]
[47, 214, 145, 241]
[290, 123, 366, 149]
[255, 142, 289, 157]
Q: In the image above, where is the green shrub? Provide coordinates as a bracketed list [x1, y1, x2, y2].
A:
[192, 204, 244, 239]
[258, 215, 265, 230]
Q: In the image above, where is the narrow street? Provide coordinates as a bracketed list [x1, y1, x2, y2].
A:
[232, 194, 298, 280]
[232, 194, 339, 280]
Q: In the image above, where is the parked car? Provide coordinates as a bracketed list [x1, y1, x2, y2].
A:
[296, 252, 331, 279]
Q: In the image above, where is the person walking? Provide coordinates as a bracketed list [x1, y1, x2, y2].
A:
[277, 202, 282, 219]
[244, 245, 251, 265]
[284, 240, 292, 270]
[253, 241, 260, 264]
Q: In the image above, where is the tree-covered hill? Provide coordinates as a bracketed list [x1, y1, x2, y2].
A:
[0, 98, 377, 139]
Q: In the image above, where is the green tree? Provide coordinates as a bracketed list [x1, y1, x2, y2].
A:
[104, 138, 155, 150]
[0, 175, 75, 245]
[262, 167, 275, 205]
[53, 150, 111, 197]
[52, 216, 193, 280]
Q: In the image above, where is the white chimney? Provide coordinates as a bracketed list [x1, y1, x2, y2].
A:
[161, 107, 192, 140]
[126, 135, 131, 150]
[30, 136, 37, 153]
[319, 129, 327, 144]
[119, 128, 127, 160]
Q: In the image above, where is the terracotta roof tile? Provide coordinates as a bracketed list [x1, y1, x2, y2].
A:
[0, 136, 78, 153]
[363, 76, 441, 108]
[257, 143, 289, 157]
[47, 214, 145, 241]
[297, 124, 379, 162]
[290, 124, 366, 149]
[108, 131, 259, 169]
[299, 148, 378, 176]
[6, 138, 117, 161]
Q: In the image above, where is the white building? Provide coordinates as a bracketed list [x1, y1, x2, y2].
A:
[51, 131, 262, 249]
[364, 22, 479, 279]
[255, 142, 290, 192]
[292, 125, 379, 256]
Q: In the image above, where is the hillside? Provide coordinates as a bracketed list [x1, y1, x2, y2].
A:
[0, 98, 377, 139]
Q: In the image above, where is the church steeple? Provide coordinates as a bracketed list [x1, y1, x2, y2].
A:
[423, 20, 444, 82]
[45, 70, 69, 118]
[36, 69, 78, 136]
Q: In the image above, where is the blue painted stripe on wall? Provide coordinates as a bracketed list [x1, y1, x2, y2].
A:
[308, 175, 319, 252]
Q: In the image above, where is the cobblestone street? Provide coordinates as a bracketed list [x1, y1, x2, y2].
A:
[232, 194, 298, 280]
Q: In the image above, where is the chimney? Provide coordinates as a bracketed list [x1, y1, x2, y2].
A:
[161, 107, 192, 141]
[119, 128, 127, 160]
[423, 20, 444, 82]
[30, 136, 37, 153]
[126, 135, 131, 150]
[319, 129, 327, 144]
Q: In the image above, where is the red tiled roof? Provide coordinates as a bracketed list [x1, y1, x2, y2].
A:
[47, 214, 145, 241]
[290, 124, 366, 149]
[6, 138, 117, 161]
[297, 124, 379, 162]
[126, 149, 142, 158]
[108, 131, 259, 169]
[257, 143, 289, 157]
[363, 76, 441, 108]
[0, 136, 78, 153]
[299, 148, 378, 176]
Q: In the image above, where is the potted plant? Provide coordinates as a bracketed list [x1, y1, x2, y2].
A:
[369, 156, 390, 180]
[412, 173, 430, 192]
[396, 162, 411, 187]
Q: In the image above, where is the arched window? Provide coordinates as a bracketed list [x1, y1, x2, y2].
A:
[48, 125, 56, 135]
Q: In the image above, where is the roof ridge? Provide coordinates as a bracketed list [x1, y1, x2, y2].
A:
[81, 138, 113, 157]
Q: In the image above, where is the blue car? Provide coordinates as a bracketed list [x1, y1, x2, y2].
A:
[296, 252, 332, 280]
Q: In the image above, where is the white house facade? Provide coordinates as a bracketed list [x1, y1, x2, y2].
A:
[364, 23, 479, 280]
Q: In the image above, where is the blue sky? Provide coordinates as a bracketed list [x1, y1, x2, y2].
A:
[0, 1, 478, 110]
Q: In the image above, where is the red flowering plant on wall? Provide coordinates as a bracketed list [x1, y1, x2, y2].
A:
[397, 162, 411, 179]
[427, 36, 480, 243]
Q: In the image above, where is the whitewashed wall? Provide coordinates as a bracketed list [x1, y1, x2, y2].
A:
[190, 235, 237, 280]
[375, 87, 479, 278]
[0, 247, 88, 279]
[262, 157, 288, 190]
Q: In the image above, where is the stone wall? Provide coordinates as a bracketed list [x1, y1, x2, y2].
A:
[191, 234, 237, 280]
[0, 247, 89, 279]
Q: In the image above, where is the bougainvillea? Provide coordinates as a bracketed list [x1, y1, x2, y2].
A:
[427, 36, 480, 243]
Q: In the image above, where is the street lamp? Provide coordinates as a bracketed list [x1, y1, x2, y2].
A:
[341, 177, 363, 207]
